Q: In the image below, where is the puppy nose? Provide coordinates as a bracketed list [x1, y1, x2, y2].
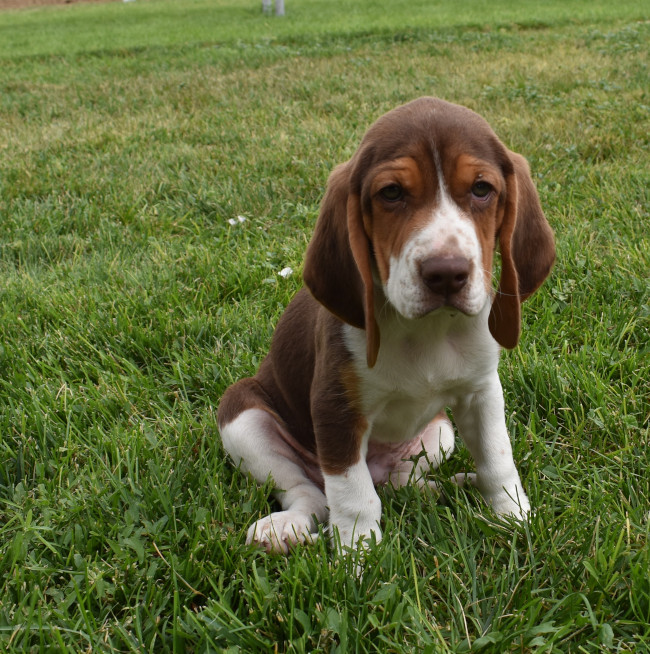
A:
[420, 256, 471, 296]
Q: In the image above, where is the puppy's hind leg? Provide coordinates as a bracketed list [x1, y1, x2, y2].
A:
[388, 412, 456, 488]
[219, 398, 327, 554]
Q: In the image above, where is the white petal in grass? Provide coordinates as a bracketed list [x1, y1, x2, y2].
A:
[227, 215, 248, 226]
[278, 267, 293, 278]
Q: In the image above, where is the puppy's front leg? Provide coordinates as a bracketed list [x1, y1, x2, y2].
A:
[453, 372, 531, 518]
[323, 449, 382, 550]
[312, 347, 382, 550]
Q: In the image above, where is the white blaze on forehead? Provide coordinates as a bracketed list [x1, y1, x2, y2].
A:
[384, 184, 487, 319]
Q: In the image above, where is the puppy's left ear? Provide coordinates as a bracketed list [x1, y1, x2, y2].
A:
[489, 151, 555, 348]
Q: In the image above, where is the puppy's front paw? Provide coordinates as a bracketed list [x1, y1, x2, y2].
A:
[246, 510, 317, 554]
[484, 487, 531, 520]
[330, 513, 382, 552]
[330, 515, 382, 578]
[448, 473, 530, 520]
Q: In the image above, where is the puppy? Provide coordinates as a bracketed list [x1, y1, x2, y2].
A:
[218, 97, 555, 553]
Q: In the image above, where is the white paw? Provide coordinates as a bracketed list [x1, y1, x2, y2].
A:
[331, 513, 382, 551]
[246, 510, 317, 554]
[446, 473, 530, 520]
[485, 488, 531, 520]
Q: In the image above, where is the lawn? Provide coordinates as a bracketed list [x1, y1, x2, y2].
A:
[0, 0, 648, 651]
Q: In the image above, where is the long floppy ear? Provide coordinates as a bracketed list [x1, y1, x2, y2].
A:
[347, 193, 380, 368]
[303, 163, 380, 368]
[489, 152, 555, 349]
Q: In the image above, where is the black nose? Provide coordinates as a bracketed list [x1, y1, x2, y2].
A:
[420, 256, 471, 296]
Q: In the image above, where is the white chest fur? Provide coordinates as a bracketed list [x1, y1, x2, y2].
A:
[343, 301, 500, 444]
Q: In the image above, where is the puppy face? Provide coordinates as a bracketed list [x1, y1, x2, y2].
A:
[361, 150, 506, 319]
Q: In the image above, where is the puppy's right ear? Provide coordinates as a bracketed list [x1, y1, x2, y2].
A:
[303, 162, 380, 367]
[304, 163, 364, 328]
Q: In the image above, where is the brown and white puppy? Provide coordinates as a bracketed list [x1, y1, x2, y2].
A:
[218, 97, 555, 553]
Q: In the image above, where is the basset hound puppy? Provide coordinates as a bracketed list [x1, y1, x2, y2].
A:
[218, 97, 555, 554]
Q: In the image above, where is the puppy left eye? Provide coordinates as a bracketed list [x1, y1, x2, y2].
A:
[471, 181, 493, 199]
[380, 184, 404, 202]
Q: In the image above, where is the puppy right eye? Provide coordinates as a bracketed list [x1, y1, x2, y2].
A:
[379, 184, 403, 202]
[471, 180, 493, 200]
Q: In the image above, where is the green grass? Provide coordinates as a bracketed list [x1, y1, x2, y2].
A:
[1, 0, 648, 59]
[0, 0, 648, 651]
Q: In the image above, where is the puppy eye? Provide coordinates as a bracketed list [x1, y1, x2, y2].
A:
[379, 184, 403, 202]
[471, 181, 493, 200]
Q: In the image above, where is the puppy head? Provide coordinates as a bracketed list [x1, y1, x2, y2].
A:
[304, 97, 555, 367]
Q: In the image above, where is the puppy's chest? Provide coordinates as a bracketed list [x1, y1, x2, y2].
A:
[343, 321, 497, 443]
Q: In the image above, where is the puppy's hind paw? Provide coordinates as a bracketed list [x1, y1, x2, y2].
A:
[246, 511, 318, 554]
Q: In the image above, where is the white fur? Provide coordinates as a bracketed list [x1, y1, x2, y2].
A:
[341, 301, 530, 530]
[344, 301, 499, 440]
[385, 186, 487, 319]
[220, 409, 328, 553]
[324, 446, 383, 549]
[451, 374, 530, 517]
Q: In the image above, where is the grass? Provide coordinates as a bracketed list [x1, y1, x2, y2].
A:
[0, 0, 648, 651]
[1, 0, 648, 59]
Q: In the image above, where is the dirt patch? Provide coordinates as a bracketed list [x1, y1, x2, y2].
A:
[0, 0, 118, 10]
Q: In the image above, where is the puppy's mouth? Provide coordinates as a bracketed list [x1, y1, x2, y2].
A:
[415, 282, 490, 319]
[418, 297, 472, 318]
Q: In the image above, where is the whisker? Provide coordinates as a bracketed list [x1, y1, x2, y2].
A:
[483, 267, 518, 298]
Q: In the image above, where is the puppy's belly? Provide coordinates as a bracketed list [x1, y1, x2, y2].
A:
[366, 438, 430, 484]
